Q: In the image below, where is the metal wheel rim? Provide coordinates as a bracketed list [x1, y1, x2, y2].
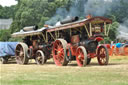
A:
[97, 46, 109, 65]
[16, 44, 24, 64]
[53, 39, 68, 66]
[36, 50, 45, 65]
[76, 46, 87, 67]
[15, 43, 28, 64]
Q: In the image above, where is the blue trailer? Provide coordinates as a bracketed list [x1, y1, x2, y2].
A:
[0, 42, 18, 64]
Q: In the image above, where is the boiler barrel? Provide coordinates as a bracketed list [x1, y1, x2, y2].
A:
[23, 25, 38, 32]
[60, 16, 79, 24]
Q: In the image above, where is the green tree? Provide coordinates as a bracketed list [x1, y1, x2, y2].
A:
[10, 0, 70, 33]
[0, 29, 11, 41]
[0, 5, 16, 19]
[109, 0, 128, 23]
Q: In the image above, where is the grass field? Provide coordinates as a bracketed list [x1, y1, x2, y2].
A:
[0, 56, 128, 85]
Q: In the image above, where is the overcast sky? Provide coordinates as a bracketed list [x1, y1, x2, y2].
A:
[0, 0, 112, 7]
[0, 0, 17, 7]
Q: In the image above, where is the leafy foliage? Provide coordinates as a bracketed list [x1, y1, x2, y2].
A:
[0, 29, 11, 41]
[0, 5, 16, 19]
[9, 0, 70, 33]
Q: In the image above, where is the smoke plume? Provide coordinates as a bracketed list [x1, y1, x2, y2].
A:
[117, 20, 128, 40]
[45, 0, 128, 41]
[45, 0, 113, 25]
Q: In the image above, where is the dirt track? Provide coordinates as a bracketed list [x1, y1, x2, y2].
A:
[0, 56, 128, 85]
[1, 56, 128, 70]
[1, 55, 128, 66]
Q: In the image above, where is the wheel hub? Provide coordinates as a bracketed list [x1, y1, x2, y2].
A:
[78, 55, 81, 59]
[19, 52, 24, 57]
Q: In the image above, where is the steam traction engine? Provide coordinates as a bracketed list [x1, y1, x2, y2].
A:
[12, 16, 112, 66]
[12, 26, 52, 65]
[50, 16, 112, 66]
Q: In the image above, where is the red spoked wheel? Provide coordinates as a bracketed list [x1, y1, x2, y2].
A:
[15, 43, 29, 64]
[76, 46, 87, 67]
[123, 45, 128, 56]
[97, 45, 109, 65]
[53, 39, 68, 66]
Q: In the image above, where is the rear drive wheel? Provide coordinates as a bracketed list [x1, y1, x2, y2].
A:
[97, 45, 109, 65]
[15, 43, 29, 64]
[53, 39, 68, 66]
[76, 46, 87, 67]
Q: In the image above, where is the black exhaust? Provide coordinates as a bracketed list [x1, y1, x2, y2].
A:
[60, 16, 79, 24]
[23, 25, 38, 32]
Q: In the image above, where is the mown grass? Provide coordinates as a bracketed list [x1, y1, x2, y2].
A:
[0, 56, 128, 85]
